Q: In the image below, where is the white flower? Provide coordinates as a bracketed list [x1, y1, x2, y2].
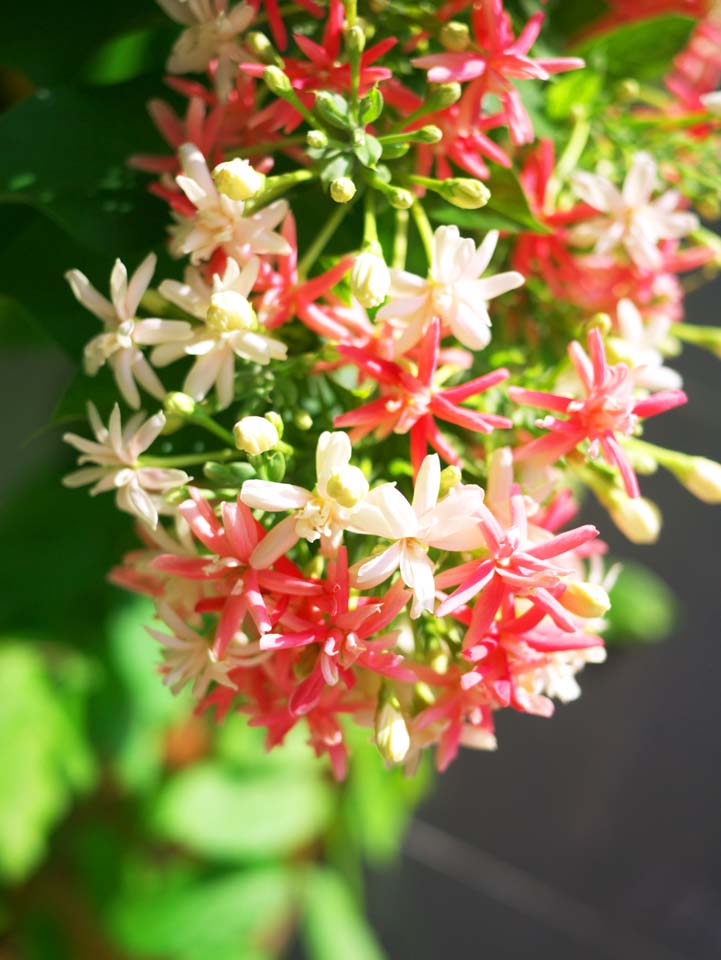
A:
[570, 152, 699, 270]
[240, 431, 369, 564]
[349, 454, 486, 617]
[154, 256, 287, 409]
[170, 143, 290, 265]
[609, 298, 682, 392]
[351, 250, 391, 308]
[65, 254, 192, 409]
[63, 403, 190, 529]
[376, 225, 524, 354]
[530, 646, 607, 704]
[148, 600, 265, 699]
[701, 91, 721, 113]
[156, 0, 255, 101]
[233, 415, 279, 454]
[375, 700, 411, 764]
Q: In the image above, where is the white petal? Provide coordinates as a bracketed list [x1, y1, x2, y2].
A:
[412, 454, 440, 518]
[240, 480, 312, 511]
[351, 541, 403, 588]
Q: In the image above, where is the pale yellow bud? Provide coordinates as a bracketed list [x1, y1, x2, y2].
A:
[678, 456, 721, 503]
[330, 177, 357, 203]
[440, 21, 470, 51]
[560, 580, 611, 619]
[326, 465, 369, 507]
[375, 700, 410, 764]
[207, 290, 256, 332]
[233, 416, 280, 455]
[439, 464, 462, 498]
[609, 492, 661, 544]
[164, 392, 197, 416]
[351, 251, 390, 308]
[212, 158, 265, 201]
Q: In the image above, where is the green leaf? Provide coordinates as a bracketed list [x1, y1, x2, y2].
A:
[150, 763, 334, 860]
[0, 643, 95, 882]
[546, 70, 603, 121]
[606, 561, 678, 645]
[573, 15, 696, 81]
[0, 81, 166, 257]
[109, 865, 297, 958]
[429, 165, 548, 234]
[353, 132, 383, 169]
[302, 868, 386, 960]
[359, 87, 384, 126]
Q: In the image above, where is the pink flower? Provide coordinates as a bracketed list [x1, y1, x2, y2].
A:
[412, 0, 584, 145]
[334, 318, 511, 473]
[509, 327, 688, 497]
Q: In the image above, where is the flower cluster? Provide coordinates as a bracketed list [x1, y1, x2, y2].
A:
[63, 0, 721, 775]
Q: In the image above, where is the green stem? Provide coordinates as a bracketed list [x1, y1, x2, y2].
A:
[244, 169, 314, 213]
[546, 113, 591, 211]
[411, 200, 434, 265]
[344, 0, 361, 122]
[362, 189, 379, 250]
[297, 203, 350, 278]
[225, 135, 307, 159]
[392, 207, 409, 270]
[140, 449, 236, 468]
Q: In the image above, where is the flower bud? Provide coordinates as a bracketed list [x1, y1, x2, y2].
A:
[265, 450, 286, 482]
[234, 416, 280, 455]
[375, 699, 410, 764]
[204, 460, 257, 485]
[608, 491, 661, 544]
[344, 23, 366, 53]
[413, 124, 443, 144]
[164, 392, 197, 416]
[676, 456, 721, 503]
[294, 410, 313, 431]
[426, 82, 462, 111]
[245, 31, 280, 64]
[330, 177, 357, 203]
[387, 186, 414, 209]
[351, 251, 391, 308]
[439, 464, 462, 498]
[560, 580, 611, 619]
[263, 65, 292, 96]
[306, 129, 328, 150]
[212, 158, 265, 201]
[264, 411, 284, 439]
[439, 177, 490, 210]
[326, 465, 369, 507]
[440, 21, 470, 51]
[207, 291, 256, 331]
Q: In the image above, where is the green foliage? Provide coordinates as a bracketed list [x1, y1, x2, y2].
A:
[302, 868, 386, 960]
[150, 762, 335, 861]
[606, 561, 678, 645]
[573, 15, 696, 81]
[0, 643, 95, 882]
[547, 70, 604, 120]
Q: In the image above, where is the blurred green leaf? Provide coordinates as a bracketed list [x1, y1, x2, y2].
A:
[109, 864, 297, 958]
[547, 70, 603, 120]
[302, 868, 386, 960]
[573, 15, 695, 81]
[150, 762, 334, 860]
[606, 561, 678, 645]
[0, 642, 95, 882]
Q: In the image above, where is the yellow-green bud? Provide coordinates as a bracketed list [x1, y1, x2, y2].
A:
[245, 31, 280, 64]
[345, 23, 366, 53]
[264, 411, 284, 439]
[330, 176, 357, 203]
[440, 177, 491, 210]
[608, 491, 661, 544]
[234, 416, 280, 455]
[439, 464, 462, 498]
[326, 465, 369, 507]
[375, 699, 410, 764]
[212, 158, 265, 201]
[414, 124, 443, 144]
[426, 82, 462, 110]
[560, 580, 611, 619]
[676, 456, 721, 503]
[440, 21, 470, 51]
[306, 129, 328, 150]
[164, 392, 197, 416]
[387, 186, 414, 209]
[294, 410, 314, 431]
[263, 65, 292, 96]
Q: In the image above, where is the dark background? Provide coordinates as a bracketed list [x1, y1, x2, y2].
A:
[3, 283, 720, 960]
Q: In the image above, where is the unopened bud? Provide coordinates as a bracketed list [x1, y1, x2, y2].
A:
[413, 124, 443, 144]
[213, 158, 265, 201]
[351, 250, 391, 308]
[375, 699, 410, 764]
[263, 65, 292, 96]
[294, 410, 313, 431]
[617, 78, 640, 101]
[426, 82, 462, 111]
[440, 21, 469, 51]
[326, 465, 369, 507]
[264, 411, 284, 439]
[245, 31, 280, 64]
[234, 416, 280, 455]
[560, 580, 611, 619]
[207, 290, 256, 331]
[345, 23, 366, 53]
[164, 392, 197, 416]
[608, 491, 661, 544]
[330, 176, 357, 203]
[204, 460, 257, 485]
[439, 464, 462, 497]
[164, 486, 191, 506]
[439, 177, 490, 210]
[306, 129, 328, 150]
[387, 186, 414, 209]
[675, 456, 721, 503]
[265, 450, 286, 482]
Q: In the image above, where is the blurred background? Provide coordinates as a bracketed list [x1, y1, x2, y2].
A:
[2, 4, 721, 959]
